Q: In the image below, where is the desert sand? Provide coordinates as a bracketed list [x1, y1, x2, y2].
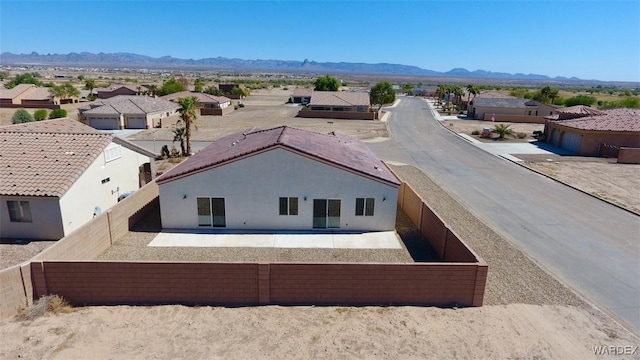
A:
[1, 304, 638, 359]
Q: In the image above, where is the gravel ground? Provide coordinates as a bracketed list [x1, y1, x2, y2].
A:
[98, 206, 436, 263]
[0, 240, 55, 269]
[389, 164, 588, 308]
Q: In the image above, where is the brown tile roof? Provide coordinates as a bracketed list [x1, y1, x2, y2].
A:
[156, 126, 399, 186]
[292, 88, 313, 97]
[81, 95, 179, 115]
[309, 91, 370, 107]
[549, 108, 640, 132]
[22, 87, 53, 100]
[0, 84, 35, 100]
[95, 84, 140, 93]
[0, 118, 113, 197]
[161, 91, 231, 104]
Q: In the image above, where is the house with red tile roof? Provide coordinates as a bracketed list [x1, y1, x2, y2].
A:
[156, 126, 399, 231]
[78, 95, 179, 130]
[545, 108, 640, 156]
[95, 84, 143, 99]
[0, 118, 156, 240]
[298, 91, 376, 120]
[161, 91, 233, 116]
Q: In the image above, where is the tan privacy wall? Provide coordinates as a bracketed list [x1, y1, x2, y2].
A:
[297, 110, 377, 120]
[31, 261, 486, 308]
[0, 263, 32, 317]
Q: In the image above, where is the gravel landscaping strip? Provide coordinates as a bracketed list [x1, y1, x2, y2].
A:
[0, 240, 55, 269]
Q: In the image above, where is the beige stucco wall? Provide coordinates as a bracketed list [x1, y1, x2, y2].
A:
[159, 148, 398, 231]
[58, 142, 151, 235]
[547, 123, 640, 156]
[0, 196, 64, 240]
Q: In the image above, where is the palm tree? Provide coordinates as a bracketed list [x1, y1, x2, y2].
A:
[452, 86, 464, 109]
[172, 126, 186, 156]
[492, 124, 513, 140]
[465, 84, 479, 109]
[436, 84, 447, 106]
[84, 79, 96, 97]
[177, 96, 201, 156]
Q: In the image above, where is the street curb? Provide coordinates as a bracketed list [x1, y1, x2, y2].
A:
[431, 109, 640, 217]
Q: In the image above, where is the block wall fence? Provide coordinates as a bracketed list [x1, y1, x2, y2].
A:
[1, 179, 487, 318]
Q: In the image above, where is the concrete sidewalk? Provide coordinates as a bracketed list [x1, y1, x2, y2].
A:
[457, 133, 571, 161]
[148, 231, 402, 249]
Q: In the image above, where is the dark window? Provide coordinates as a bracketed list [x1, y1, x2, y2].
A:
[355, 198, 375, 216]
[7, 201, 32, 222]
[279, 197, 298, 215]
[197, 197, 225, 227]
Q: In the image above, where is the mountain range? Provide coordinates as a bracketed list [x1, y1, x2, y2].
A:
[0, 51, 583, 81]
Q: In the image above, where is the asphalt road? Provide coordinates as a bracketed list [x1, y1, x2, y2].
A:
[367, 96, 640, 333]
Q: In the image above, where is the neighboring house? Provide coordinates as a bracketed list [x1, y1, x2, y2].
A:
[219, 83, 245, 99]
[411, 86, 437, 97]
[161, 91, 233, 116]
[96, 85, 142, 99]
[157, 126, 399, 231]
[545, 105, 606, 120]
[0, 84, 59, 108]
[0, 118, 156, 240]
[467, 97, 556, 121]
[290, 88, 313, 104]
[78, 95, 179, 130]
[298, 91, 375, 120]
[545, 108, 640, 155]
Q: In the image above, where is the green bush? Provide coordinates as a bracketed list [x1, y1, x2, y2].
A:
[34, 109, 48, 121]
[517, 132, 527, 139]
[49, 108, 67, 119]
[12, 109, 34, 123]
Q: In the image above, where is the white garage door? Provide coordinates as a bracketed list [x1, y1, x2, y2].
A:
[561, 132, 581, 153]
[89, 117, 118, 130]
[126, 116, 147, 129]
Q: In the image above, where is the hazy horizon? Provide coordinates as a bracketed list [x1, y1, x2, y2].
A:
[1, 1, 638, 82]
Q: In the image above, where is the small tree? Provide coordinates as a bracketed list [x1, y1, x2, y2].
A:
[49, 108, 67, 119]
[157, 78, 187, 96]
[12, 109, 34, 123]
[492, 124, 513, 140]
[34, 109, 48, 121]
[370, 81, 396, 110]
[205, 86, 225, 96]
[313, 75, 340, 91]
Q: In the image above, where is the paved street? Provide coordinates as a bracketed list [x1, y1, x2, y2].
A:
[368, 96, 640, 333]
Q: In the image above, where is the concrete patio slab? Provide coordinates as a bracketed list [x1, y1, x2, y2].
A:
[148, 231, 402, 249]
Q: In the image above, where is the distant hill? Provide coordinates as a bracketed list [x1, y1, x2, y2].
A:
[0, 51, 583, 81]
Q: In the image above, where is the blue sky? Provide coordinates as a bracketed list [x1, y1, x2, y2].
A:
[1, 0, 639, 82]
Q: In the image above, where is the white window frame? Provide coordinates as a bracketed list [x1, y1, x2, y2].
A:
[104, 145, 122, 163]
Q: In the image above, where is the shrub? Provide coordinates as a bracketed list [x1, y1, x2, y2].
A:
[517, 132, 527, 139]
[12, 109, 33, 123]
[471, 130, 480, 135]
[49, 108, 67, 119]
[34, 109, 48, 121]
[15, 295, 72, 321]
[238, 103, 245, 108]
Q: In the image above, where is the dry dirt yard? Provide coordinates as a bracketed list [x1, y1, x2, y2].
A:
[128, 87, 389, 143]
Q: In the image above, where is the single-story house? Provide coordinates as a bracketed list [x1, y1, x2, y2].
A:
[0, 84, 61, 108]
[298, 91, 375, 120]
[411, 86, 437, 97]
[96, 85, 142, 99]
[467, 97, 557, 122]
[78, 95, 179, 130]
[161, 91, 233, 116]
[0, 118, 156, 240]
[290, 88, 313, 104]
[545, 108, 640, 156]
[545, 105, 606, 121]
[157, 126, 400, 231]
